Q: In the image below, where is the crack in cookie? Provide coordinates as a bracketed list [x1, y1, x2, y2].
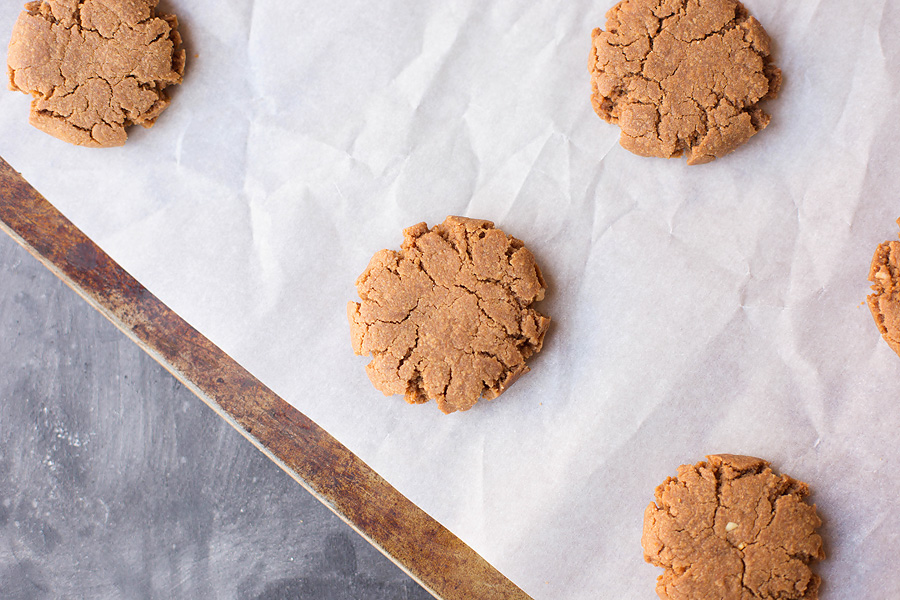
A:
[642, 455, 824, 600]
[7, 0, 185, 147]
[589, 0, 782, 164]
[348, 216, 550, 414]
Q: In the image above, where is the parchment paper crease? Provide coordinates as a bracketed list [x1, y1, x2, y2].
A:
[2, 1, 899, 597]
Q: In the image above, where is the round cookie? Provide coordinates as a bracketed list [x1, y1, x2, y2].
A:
[642, 454, 824, 600]
[347, 216, 550, 414]
[589, 0, 782, 165]
[7, 0, 185, 147]
[867, 218, 900, 357]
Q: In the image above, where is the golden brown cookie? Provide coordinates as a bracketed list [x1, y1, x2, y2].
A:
[867, 218, 900, 357]
[589, 0, 782, 165]
[642, 455, 824, 600]
[7, 0, 185, 147]
[348, 216, 550, 414]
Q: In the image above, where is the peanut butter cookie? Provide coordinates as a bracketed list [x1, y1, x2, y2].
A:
[867, 219, 900, 357]
[348, 216, 550, 414]
[589, 0, 782, 164]
[642, 455, 824, 600]
[7, 0, 185, 147]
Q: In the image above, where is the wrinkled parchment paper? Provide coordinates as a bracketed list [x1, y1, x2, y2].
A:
[3, 1, 899, 597]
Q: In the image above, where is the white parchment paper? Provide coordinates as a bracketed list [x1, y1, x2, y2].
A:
[3, 1, 899, 597]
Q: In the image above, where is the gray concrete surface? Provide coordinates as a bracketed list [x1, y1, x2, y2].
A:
[0, 231, 434, 599]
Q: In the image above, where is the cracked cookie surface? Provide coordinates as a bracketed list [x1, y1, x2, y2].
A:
[348, 216, 550, 414]
[7, 0, 185, 147]
[867, 218, 900, 357]
[642, 454, 824, 600]
[589, 0, 782, 165]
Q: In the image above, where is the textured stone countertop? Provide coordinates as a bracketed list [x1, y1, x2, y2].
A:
[0, 232, 433, 599]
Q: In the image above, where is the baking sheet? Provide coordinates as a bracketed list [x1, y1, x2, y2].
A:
[2, 1, 898, 597]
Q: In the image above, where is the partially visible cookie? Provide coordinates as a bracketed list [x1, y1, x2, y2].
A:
[589, 0, 782, 165]
[7, 0, 185, 147]
[642, 454, 824, 600]
[348, 216, 550, 414]
[868, 218, 900, 357]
